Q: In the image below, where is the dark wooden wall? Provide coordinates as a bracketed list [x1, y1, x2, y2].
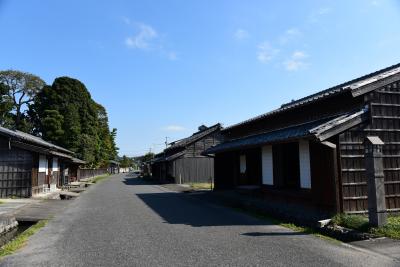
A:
[172, 157, 214, 183]
[339, 80, 400, 213]
[0, 138, 33, 198]
[309, 141, 337, 212]
[185, 132, 223, 157]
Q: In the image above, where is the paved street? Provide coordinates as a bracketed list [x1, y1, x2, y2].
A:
[1, 174, 398, 267]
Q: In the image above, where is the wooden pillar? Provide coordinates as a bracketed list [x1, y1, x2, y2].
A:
[364, 136, 387, 227]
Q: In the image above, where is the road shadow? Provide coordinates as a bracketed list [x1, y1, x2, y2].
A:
[122, 176, 311, 238]
[123, 176, 158, 185]
[242, 232, 307, 237]
[135, 191, 272, 227]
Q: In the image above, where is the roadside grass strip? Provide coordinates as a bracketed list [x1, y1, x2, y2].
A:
[0, 220, 48, 259]
[232, 207, 340, 244]
[188, 183, 214, 190]
[332, 213, 400, 240]
[91, 174, 111, 184]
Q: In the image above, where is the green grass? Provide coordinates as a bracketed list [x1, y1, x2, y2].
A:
[371, 216, 400, 239]
[0, 220, 48, 258]
[188, 183, 214, 190]
[332, 213, 400, 240]
[91, 174, 111, 184]
[332, 213, 370, 232]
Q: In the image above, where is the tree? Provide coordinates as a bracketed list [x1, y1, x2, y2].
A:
[0, 70, 45, 130]
[0, 83, 13, 127]
[41, 110, 64, 142]
[119, 155, 133, 168]
[29, 76, 118, 167]
[141, 152, 155, 163]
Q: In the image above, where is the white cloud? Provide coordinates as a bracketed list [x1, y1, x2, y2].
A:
[257, 42, 279, 63]
[125, 23, 158, 49]
[292, 51, 307, 59]
[371, 0, 382, 6]
[163, 125, 185, 132]
[284, 51, 309, 71]
[234, 29, 249, 40]
[124, 21, 177, 60]
[279, 28, 302, 44]
[317, 7, 332, 15]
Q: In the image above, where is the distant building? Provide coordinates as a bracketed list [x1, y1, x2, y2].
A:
[108, 160, 120, 174]
[206, 63, 400, 215]
[152, 124, 223, 184]
[0, 126, 85, 198]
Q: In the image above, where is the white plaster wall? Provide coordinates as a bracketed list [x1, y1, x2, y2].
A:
[299, 140, 312, 189]
[262, 145, 274, 185]
[39, 155, 48, 174]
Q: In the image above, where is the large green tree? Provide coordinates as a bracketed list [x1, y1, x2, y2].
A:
[0, 70, 45, 130]
[29, 77, 118, 167]
[0, 83, 13, 127]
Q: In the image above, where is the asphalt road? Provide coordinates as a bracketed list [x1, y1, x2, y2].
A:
[1, 174, 397, 266]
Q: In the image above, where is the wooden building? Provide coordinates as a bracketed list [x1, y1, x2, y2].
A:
[152, 124, 223, 183]
[0, 126, 85, 198]
[205, 63, 400, 215]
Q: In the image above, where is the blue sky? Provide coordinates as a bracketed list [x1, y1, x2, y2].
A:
[1, 0, 400, 156]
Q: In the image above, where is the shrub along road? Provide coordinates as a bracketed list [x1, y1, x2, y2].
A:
[1, 174, 398, 266]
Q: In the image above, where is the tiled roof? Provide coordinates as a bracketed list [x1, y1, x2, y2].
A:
[165, 123, 222, 151]
[205, 108, 368, 154]
[223, 63, 400, 132]
[0, 126, 73, 154]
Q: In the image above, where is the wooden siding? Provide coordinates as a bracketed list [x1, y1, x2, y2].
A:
[185, 132, 223, 157]
[0, 141, 33, 198]
[339, 80, 400, 212]
[172, 157, 214, 183]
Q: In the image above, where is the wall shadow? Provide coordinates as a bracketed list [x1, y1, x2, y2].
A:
[123, 176, 158, 186]
[121, 176, 310, 237]
[242, 232, 307, 237]
[134, 191, 273, 227]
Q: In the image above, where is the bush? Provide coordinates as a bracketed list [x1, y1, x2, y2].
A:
[332, 214, 370, 232]
[371, 216, 400, 239]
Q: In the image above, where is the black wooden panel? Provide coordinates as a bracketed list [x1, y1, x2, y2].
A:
[340, 80, 400, 212]
[0, 145, 33, 198]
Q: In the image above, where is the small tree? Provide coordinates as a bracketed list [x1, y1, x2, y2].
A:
[120, 155, 133, 168]
[142, 152, 155, 163]
[0, 70, 45, 130]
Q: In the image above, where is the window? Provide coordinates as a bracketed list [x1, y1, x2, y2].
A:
[240, 155, 246, 174]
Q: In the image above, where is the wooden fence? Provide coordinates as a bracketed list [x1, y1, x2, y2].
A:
[79, 168, 108, 180]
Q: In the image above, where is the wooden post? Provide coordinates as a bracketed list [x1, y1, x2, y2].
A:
[364, 136, 387, 227]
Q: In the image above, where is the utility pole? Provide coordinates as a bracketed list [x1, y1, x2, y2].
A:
[165, 137, 169, 148]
